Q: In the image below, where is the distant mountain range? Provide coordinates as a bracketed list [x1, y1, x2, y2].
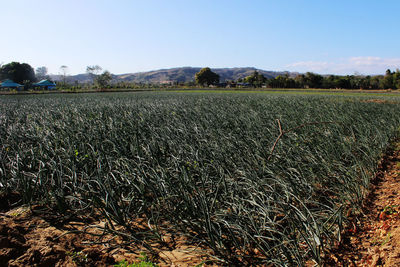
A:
[52, 67, 298, 84]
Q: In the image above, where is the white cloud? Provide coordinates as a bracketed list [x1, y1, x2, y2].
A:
[286, 61, 332, 73]
[285, 57, 400, 75]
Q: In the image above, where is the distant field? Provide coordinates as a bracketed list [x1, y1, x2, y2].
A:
[170, 88, 400, 97]
[1, 92, 399, 265]
[1, 87, 400, 98]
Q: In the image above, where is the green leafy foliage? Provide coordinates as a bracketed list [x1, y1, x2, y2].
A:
[0, 62, 36, 84]
[114, 259, 158, 267]
[96, 70, 113, 88]
[66, 251, 88, 265]
[264, 69, 400, 89]
[243, 71, 266, 87]
[195, 67, 219, 86]
[0, 92, 399, 265]
[114, 253, 158, 267]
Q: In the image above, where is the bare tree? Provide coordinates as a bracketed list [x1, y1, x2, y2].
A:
[86, 65, 102, 84]
[36, 66, 48, 80]
[60, 65, 69, 85]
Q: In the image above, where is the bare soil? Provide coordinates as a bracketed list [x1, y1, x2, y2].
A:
[324, 140, 400, 266]
[0, 204, 216, 266]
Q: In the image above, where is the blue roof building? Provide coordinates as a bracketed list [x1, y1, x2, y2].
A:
[0, 79, 23, 89]
[33, 79, 57, 90]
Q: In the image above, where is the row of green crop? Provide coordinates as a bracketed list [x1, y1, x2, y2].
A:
[0, 92, 399, 265]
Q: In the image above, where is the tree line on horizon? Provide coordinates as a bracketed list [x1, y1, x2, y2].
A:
[197, 67, 400, 90]
[1, 62, 399, 90]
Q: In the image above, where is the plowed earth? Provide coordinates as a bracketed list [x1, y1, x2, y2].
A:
[0, 201, 216, 267]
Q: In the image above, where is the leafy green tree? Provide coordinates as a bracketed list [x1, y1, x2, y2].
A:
[381, 69, 394, 89]
[336, 76, 352, 89]
[244, 71, 266, 87]
[359, 76, 371, 89]
[96, 71, 113, 88]
[195, 67, 219, 86]
[304, 72, 323, 88]
[294, 74, 306, 88]
[320, 75, 335, 89]
[0, 62, 36, 83]
[370, 76, 381, 89]
[268, 74, 295, 88]
[393, 69, 400, 89]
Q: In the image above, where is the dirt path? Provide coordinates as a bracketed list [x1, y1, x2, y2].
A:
[326, 140, 400, 266]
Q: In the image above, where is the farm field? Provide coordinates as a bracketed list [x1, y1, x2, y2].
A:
[1, 91, 400, 266]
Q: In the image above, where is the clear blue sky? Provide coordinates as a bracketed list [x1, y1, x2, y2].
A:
[2, 0, 400, 75]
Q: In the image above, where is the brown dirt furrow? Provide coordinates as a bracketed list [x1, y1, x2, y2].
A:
[0, 205, 215, 266]
[326, 141, 400, 266]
